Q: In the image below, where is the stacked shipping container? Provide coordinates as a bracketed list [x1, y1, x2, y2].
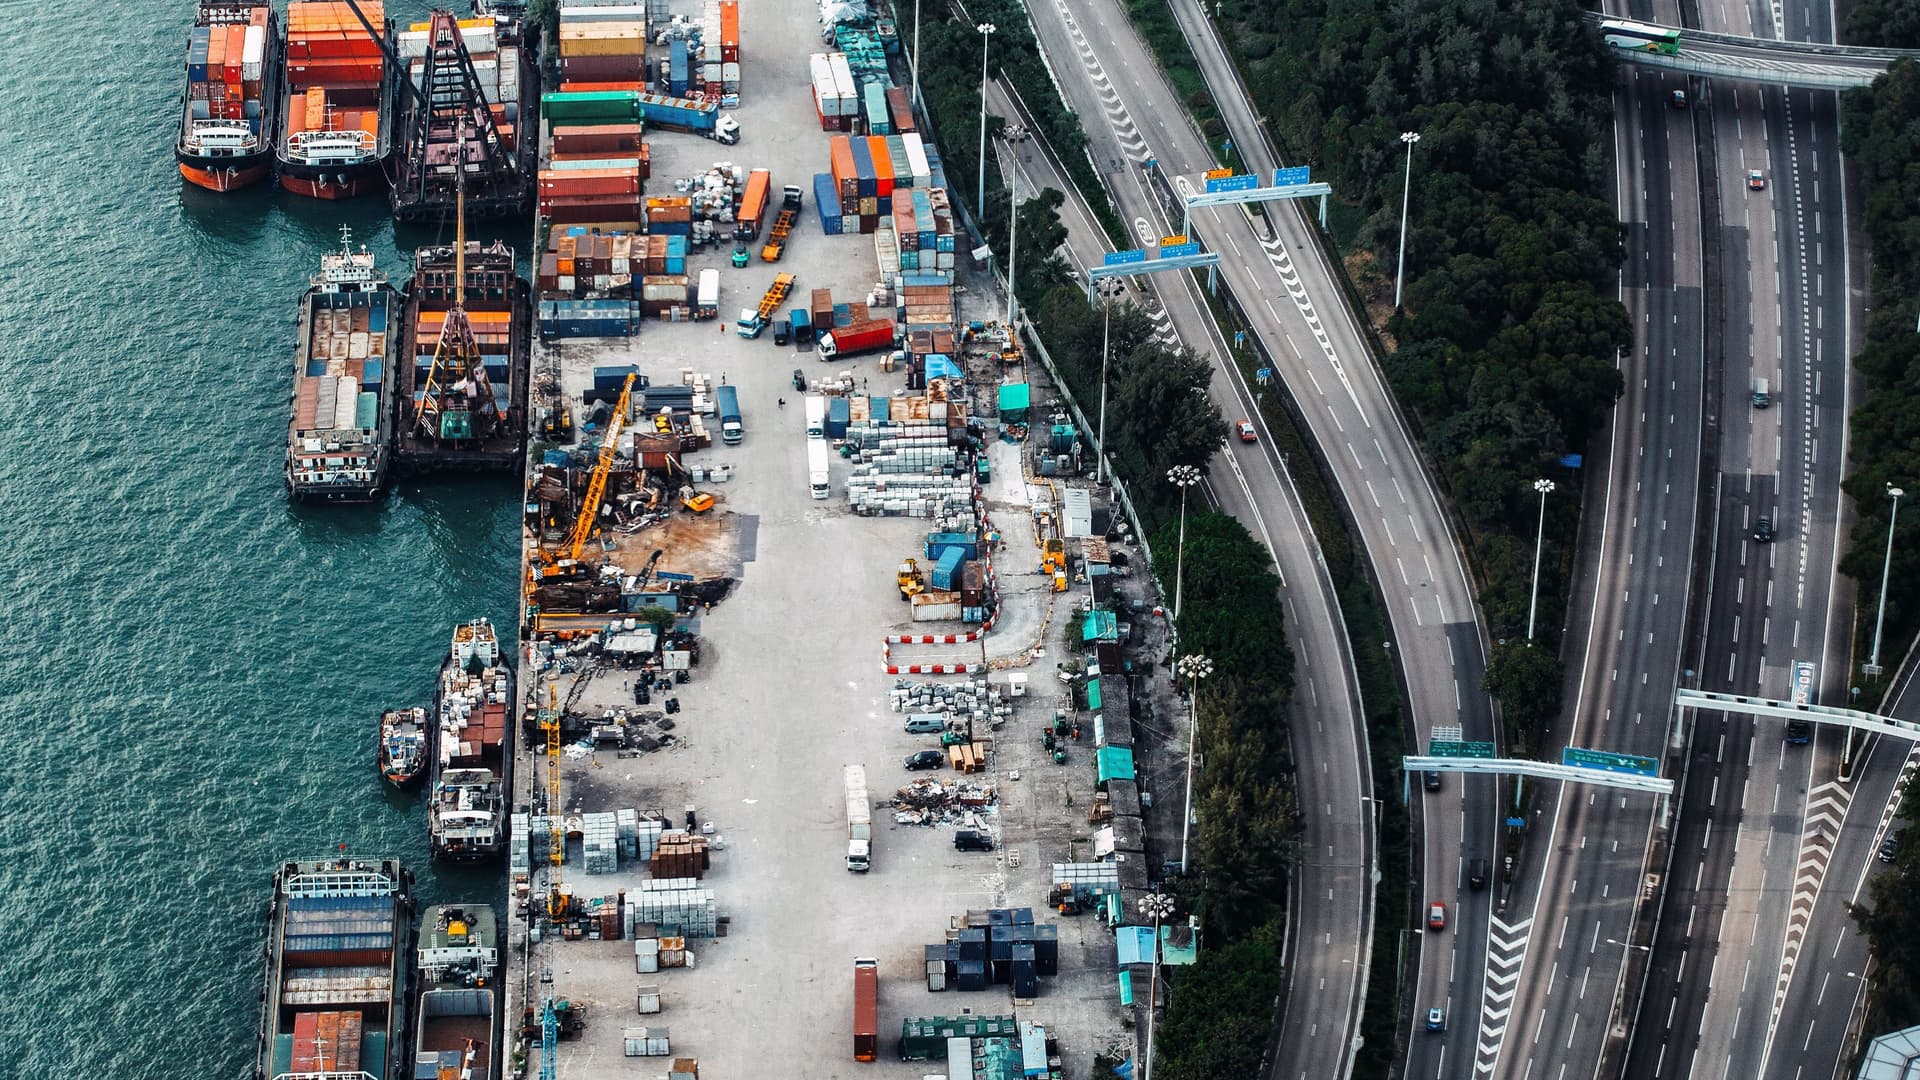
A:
[185, 11, 269, 124]
[697, 0, 741, 101]
[397, 17, 523, 153]
[821, 134, 939, 236]
[540, 4, 652, 229]
[284, 0, 385, 127]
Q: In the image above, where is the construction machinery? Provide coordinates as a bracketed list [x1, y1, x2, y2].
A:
[412, 178, 510, 448]
[540, 403, 573, 442]
[897, 559, 925, 601]
[389, 11, 532, 222]
[760, 185, 803, 262]
[736, 271, 796, 338]
[540, 682, 567, 921]
[541, 371, 636, 565]
[680, 487, 715, 514]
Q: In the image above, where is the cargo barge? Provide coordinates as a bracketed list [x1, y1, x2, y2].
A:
[395, 226, 532, 475]
[177, 1, 281, 192]
[391, 11, 540, 222]
[278, 0, 395, 200]
[378, 705, 431, 787]
[286, 228, 399, 502]
[254, 856, 414, 1080]
[431, 619, 514, 862]
[412, 904, 500, 1079]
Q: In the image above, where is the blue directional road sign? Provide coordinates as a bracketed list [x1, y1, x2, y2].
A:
[1561, 747, 1659, 777]
[1158, 241, 1201, 258]
[1203, 173, 1259, 193]
[1255, 366, 1272, 381]
[1274, 166, 1311, 187]
[1103, 249, 1147, 266]
[1234, 331, 1248, 349]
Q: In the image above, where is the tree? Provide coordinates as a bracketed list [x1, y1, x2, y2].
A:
[1483, 640, 1563, 753]
[1153, 924, 1287, 1080]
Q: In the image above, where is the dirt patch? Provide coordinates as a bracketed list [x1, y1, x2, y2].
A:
[563, 505, 744, 581]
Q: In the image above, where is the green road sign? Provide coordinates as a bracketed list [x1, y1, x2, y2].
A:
[1430, 740, 1495, 759]
[1561, 747, 1659, 777]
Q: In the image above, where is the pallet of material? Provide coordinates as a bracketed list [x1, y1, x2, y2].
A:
[947, 742, 987, 773]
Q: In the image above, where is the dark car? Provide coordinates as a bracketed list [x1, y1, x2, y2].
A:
[905, 749, 946, 771]
[1670, 89, 1688, 109]
[1881, 837, 1899, 864]
[955, 829, 995, 852]
[1468, 858, 1490, 890]
[1753, 517, 1774, 543]
[792, 368, 807, 392]
[1423, 770, 1442, 792]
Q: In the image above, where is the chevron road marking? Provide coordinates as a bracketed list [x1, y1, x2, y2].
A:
[1474, 916, 1533, 1076]
[1767, 779, 1851, 1039]
[1054, 0, 1152, 164]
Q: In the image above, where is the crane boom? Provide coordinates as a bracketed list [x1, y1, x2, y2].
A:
[547, 371, 635, 564]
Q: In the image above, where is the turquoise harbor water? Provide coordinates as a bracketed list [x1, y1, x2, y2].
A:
[0, 2, 521, 1074]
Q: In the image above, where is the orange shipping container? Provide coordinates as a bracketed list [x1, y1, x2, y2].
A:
[225, 24, 246, 83]
[557, 81, 647, 94]
[305, 87, 327, 131]
[719, 1, 739, 44]
[868, 136, 894, 196]
[829, 135, 856, 188]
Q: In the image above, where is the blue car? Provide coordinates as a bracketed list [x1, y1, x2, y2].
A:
[1426, 1007, 1446, 1032]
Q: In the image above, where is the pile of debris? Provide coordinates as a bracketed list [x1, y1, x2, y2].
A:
[889, 677, 1011, 729]
[890, 777, 997, 825]
[672, 162, 749, 223]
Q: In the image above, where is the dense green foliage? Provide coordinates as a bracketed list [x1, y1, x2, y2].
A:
[1209, 0, 1630, 747]
[1149, 512, 1296, 943]
[1152, 927, 1287, 1080]
[1845, 0, 1920, 48]
[1839, 62, 1920, 678]
[1853, 775, 1920, 1035]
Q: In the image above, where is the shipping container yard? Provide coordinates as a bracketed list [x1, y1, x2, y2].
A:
[494, 0, 1176, 1077]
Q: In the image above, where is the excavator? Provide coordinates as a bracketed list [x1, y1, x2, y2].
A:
[897, 559, 926, 601]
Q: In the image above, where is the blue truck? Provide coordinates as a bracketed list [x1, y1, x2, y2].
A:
[634, 92, 741, 144]
[715, 384, 743, 444]
[789, 306, 814, 346]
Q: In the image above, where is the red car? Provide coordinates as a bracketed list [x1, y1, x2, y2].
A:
[1428, 902, 1447, 931]
[1236, 419, 1257, 443]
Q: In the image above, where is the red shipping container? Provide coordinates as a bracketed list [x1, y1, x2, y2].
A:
[315, 1012, 341, 1070]
[550, 124, 643, 155]
[887, 86, 916, 133]
[538, 171, 641, 197]
[224, 24, 245, 84]
[721, 42, 739, 63]
[829, 135, 856, 188]
[868, 136, 894, 197]
[560, 54, 647, 81]
[559, 80, 647, 94]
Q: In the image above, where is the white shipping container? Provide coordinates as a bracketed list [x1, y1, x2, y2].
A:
[809, 53, 833, 86]
[722, 62, 740, 82]
[903, 133, 931, 184]
[829, 52, 856, 100]
[558, 3, 651, 21]
[334, 377, 359, 429]
[499, 65, 519, 102]
[815, 72, 841, 116]
[703, 42, 722, 62]
[242, 24, 266, 77]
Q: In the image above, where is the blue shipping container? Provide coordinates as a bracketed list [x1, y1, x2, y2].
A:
[594, 363, 640, 390]
[827, 396, 850, 438]
[362, 358, 383, 385]
[814, 173, 842, 234]
[849, 137, 876, 198]
[931, 546, 966, 591]
[925, 531, 978, 560]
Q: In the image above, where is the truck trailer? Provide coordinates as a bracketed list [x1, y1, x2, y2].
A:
[844, 764, 870, 868]
[852, 957, 879, 1061]
[809, 438, 833, 501]
[714, 384, 743, 444]
[817, 318, 896, 359]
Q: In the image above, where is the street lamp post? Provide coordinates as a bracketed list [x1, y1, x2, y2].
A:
[976, 23, 996, 215]
[1527, 478, 1555, 641]
[1168, 465, 1204, 636]
[910, 0, 922, 113]
[1176, 653, 1214, 875]
[1394, 131, 1420, 311]
[1095, 280, 1124, 483]
[1138, 892, 1175, 1080]
[1866, 484, 1905, 677]
[1006, 149, 1019, 327]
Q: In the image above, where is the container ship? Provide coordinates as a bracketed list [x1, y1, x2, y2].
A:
[286, 227, 399, 502]
[395, 224, 532, 475]
[177, 2, 281, 191]
[253, 856, 414, 1080]
[279, 0, 395, 199]
[412, 904, 500, 1079]
[430, 618, 514, 862]
[391, 11, 539, 222]
[377, 705, 431, 787]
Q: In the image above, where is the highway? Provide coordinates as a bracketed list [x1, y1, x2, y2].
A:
[1486, 50, 1707, 1078]
[1622, 0, 1859, 1070]
[980, 75, 1377, 1080]
[1015, 1, 1502, 1075]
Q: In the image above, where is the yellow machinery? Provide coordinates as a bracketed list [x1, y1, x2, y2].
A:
[541, 372, 636, 565]
[542, 683, 567, 920]
[1041, 538, 1066, 573]
[680, 486, 715, 514]
[897, 559, 925, 600]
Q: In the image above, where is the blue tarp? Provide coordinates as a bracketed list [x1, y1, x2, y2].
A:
[925, 353, 963, 382]
[1096, 746, 1136, 784]
[1114, 926, 1156, 966]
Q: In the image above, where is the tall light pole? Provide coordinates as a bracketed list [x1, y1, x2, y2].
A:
[1006, 144, 1020, 327]
[1866, 484, 1906, 676]
[1095, 280, 1124, 482]
[910, 0, 922, 113]
[1176, 652, 1214, 874]
[1138, 892, 1175, 1080]
[1168, 465, 1204, 637]
[975, 23, 996, 216]
[1394, 131, 1420, 311]
[1526, 478, 1555, 641]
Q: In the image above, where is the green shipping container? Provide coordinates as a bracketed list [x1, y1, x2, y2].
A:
[542, 91, 642, 123]
[863, 82, 891, 134]
[356, 392, 378, 430]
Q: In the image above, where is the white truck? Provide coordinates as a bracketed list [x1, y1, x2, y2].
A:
[804, 394, 826, 439]
[844, 764, 871, 872]
[807, 438, 832, 500]
[695, 268, 720, 320]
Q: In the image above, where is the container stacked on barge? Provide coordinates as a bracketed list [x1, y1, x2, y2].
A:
[395, 238, 532, 474]
[254, 856, 413, 1080]
[391, 12, 539, 222]
[413, 905, 501, 1079]
[177, 2, 281, 191]
[430, 619, 514, 862]
[279, 0, 394, 199]
[286, 228, 399, 502]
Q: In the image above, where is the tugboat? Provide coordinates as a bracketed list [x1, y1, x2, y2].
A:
[377, 706, 431, 787]
[429, 619, 513, 862]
